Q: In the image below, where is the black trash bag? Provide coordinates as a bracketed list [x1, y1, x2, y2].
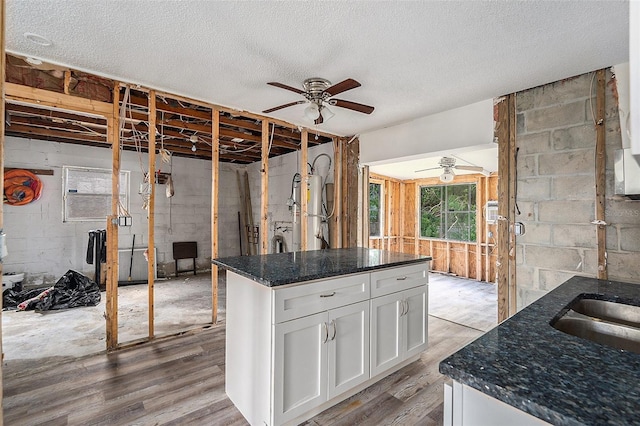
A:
[3, 270, 101, 311]
[3, 287, 49, 310]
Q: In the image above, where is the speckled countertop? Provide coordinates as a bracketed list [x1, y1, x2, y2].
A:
[212, 248, 430, 287]
[440, 275, 640, 426]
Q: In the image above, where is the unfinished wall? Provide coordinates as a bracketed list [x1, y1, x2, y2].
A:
[515, 70, 640, 310]
[246, 142, 335, 253]
[3, 136, 241, 285]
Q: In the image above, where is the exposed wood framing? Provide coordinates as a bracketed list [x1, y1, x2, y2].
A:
[333, 137, 342, 248]
[595, 69, 607, 280]
[301, 130, 308, 251]
[508, 94, 517, 316]
[1, 0, 6, 407]
[147, 90, 157, 339]
[106, 83, 120, 350]
[342, 137, 359, 248]
[63, 70, 71, 95]
[211, 108, 220, 324]
[496, 94, 517, 322]
[360, 165, 370, 247]
[5, 82, 112, 115]
[261, 120, 269, 254]
[475, 177, 483, 280]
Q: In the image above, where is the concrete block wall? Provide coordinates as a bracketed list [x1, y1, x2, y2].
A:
[246, 141, 334, 253]
[4, 136, 242, 285]
[515, 70, 640, 310]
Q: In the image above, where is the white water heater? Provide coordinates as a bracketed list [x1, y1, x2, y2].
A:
[291, 174, 326, 251]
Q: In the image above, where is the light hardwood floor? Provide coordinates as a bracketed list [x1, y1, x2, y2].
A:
[3, 276, 490, 425]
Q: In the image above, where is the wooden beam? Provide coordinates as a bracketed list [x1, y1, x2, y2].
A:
[211, 108, 220, 324]
[595, 69, 607, 280]
[147, 90, 157, 340]
[106, 83, 120, 351]
[496, 95, 513, 322]
[63, 70, 71, 95]
[334, 137, 342, 248]
[5, 82, 112, 115]
[1, 1, 6, 405]
[301, 129, 308, 251]
[475, 177, 483, 280]
[361, 165, 370, 247]
[507, 94, 517, 316]
[261, 120, 269, 254]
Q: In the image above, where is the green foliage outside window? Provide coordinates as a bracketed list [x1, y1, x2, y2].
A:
[420, 184, 476, 242]
[369, 183, 381, 237]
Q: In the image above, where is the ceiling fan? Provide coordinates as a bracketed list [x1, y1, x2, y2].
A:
[262, 77, 375, 125]
[415, 156, 490, 182]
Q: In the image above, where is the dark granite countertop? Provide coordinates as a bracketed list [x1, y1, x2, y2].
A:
[440, 275, 640, 426]
[212, 248, 431, 287]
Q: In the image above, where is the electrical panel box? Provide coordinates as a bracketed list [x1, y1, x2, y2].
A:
[485, 201, 498, 224]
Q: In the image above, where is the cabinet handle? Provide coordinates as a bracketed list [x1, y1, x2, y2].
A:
[399, 300, 406, 316]
[320, 292, 336, 298]
[322, 322, 329, 343]
[396, 276, 407, 281]
[330, 320, 337, 341]
[404, 300, 409, 315]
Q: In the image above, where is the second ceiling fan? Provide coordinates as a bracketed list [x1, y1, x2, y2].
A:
[415, 156, 490, 182]
[263, 77, 375, 124]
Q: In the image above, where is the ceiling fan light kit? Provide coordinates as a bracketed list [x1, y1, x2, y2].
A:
[263, 77, 375, 125]
[414, 156, 490, 182]
[440, 169, 455, 183]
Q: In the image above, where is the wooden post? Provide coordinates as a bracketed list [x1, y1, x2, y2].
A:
[361, 165, 370, 247]
[147, 90, 157, 339]
[399, 182, 405, 252]
[507, 94, 517, 316]
[106, 83, 120, 350]
[63, 70, 71, 95]
[496, 94, 516, 322]
[485, 176, 491, 282]
[334, 137, 343, 248]
[211, 108, 220, 323]
[475, 177, 483, 280]
[301, 130, 308, 251]
[595, 69, 607, 280]
[415, 185, 420, 255]
[260, 121, 269, 254]
[0, 0, 6, 405]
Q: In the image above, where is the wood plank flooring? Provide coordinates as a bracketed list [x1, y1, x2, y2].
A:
[3, 274, 491, 425]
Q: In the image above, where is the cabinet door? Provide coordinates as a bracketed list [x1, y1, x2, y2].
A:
[273, 312, 328, 425]
[327, 300, 370, 399]
[403, 285, 428, 358]
[370, 292, 403, 377]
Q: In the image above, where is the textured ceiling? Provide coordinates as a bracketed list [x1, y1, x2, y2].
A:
[6, 1, 630, 138]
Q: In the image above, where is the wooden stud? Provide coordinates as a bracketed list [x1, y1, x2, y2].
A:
[485, 176, 491, 282]
[508, 94, 517, 316]
[333, 137, 342, 248]
[106, 83, 120, 351]
[147, 90, 157, 340]
[211, 108, 220, 324]
[595, 69, 607, 280]
[475, 177, 483, 280]
[301, 130, 308, 251]
[361, 165, 370, 247]
[261, 120, 269, 254]
[399, 182, 405, 252]
[1, 0, 5, 403]
[496, 95, 512, 322]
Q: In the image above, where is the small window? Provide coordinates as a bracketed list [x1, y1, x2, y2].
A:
[369, 182, 383, 237]
[63, 166, 129, 222]
[420, 183, 476, 242]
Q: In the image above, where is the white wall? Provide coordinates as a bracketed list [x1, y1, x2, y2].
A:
[246, 142, 335, 253]
[359, 99, 494, 165]
[4, 136, 242, 285]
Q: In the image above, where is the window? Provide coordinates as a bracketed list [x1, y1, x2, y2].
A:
[420, 183, 476, 242]
[369, 182, 383, 237]
[63, 166, 130, 222]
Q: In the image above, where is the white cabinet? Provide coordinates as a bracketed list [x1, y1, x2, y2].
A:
[273, 301, 370, 425]
[225, 260, 429, 426]
[370, 285, 428, 377]
[444, 381, 550, 426]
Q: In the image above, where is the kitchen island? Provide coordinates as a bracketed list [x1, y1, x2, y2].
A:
[213, 248, 431, 426]
[440, 276, 640, 426]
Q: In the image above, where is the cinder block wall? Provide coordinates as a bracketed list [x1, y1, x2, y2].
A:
[3, 136, 242, 285]
[515, 70, 640, 310]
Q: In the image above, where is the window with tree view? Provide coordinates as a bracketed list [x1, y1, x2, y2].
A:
[420, 184, 476, 242]
[369, 182, 382, 237]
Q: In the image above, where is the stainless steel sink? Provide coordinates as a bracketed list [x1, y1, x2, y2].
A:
[552, 296, 640, 354]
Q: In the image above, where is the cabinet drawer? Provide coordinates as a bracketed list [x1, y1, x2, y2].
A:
[370, 263, 428, 298]
[274, 273, 370, 324]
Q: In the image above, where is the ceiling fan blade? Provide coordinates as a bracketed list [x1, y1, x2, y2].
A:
[414, 166, 441, 173]
[314, 112, 324, 125]
[332, 99, 375, 114]
[267, 82, 305, 94]
[262, 100, 306, 114]
[324, 78, 361, 96]
[454, 165, 484, 172]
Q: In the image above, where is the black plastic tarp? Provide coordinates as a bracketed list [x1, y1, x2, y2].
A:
[3, 270, 101, 311]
